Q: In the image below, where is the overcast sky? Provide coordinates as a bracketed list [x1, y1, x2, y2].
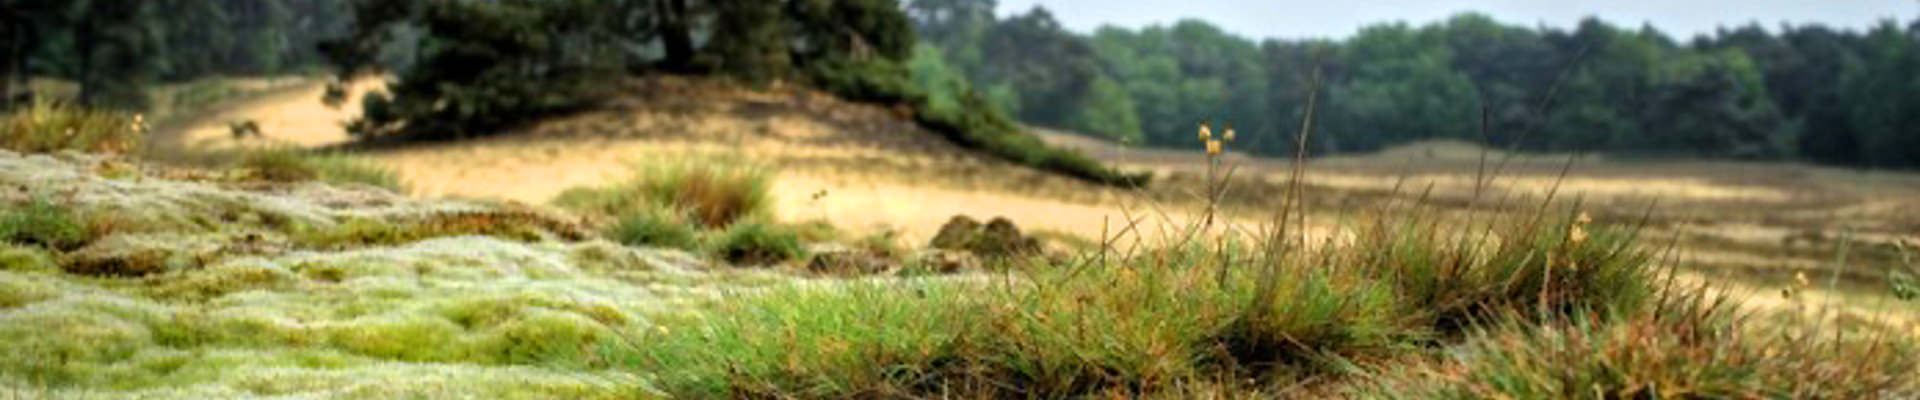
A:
[996, 1, 1919, 40]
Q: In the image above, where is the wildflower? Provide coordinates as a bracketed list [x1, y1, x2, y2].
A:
[1223, 124, 1236, 142]
[1198, 122, 1212, 142]
[1576, 212, 1592, 225]
[1206, 140, 1223, 157]
[1568, 224, 1588, 244]
[1795, 271, 1811, 288]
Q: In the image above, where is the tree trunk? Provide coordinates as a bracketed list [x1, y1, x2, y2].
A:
[1, 28, 15, 109]
[658, 0, 695, 71]
[76, 11, 98, 107]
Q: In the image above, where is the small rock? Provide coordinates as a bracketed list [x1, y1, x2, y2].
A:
[807, 250, 892, 276]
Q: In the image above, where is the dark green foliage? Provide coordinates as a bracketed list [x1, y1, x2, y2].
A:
[0, 0, 347, 111]
[914, 88, 1149, 187]
[0, 197, 89, 251]
[806, 59, 923, 104]
[327, 0, 623, 140]
[910, 3, 1920, 169]
[710, 222, 805, 266]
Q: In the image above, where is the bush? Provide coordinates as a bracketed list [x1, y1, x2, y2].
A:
[0, 197, 90, 251]
[0, 100, 145, 154]
[912, 90, 1148, 188]
[606, 210, 700, 250]
[553, 159, 772, 228]
[809, 57, 1149, 188]
[709, 221, 806, 266]
[235, 148, 404, 191]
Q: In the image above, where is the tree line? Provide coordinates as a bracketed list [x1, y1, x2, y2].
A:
[1, 0, 351, 109]
[908, 0, 1920, 169]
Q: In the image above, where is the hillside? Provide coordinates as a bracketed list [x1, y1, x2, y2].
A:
[175, 76, 1210, 245]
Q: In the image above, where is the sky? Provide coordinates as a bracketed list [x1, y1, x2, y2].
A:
[995, 0, 1919, 40]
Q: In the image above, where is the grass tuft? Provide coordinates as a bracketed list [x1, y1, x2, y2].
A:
[0, 197, 90, 251]
[554, 159, 772, 229]
[0, 100, 144, 155]
[1364, 298, 1919, 398]
[606, 210, 701, 250]
[709, 221, 806, 266]
[234, 148, 404, 192]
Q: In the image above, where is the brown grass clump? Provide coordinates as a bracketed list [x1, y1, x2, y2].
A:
[553, 159, 772, 229]
[0, 100, 145, 154]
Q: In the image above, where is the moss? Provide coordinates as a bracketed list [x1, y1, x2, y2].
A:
[0, 306, 157, 387]
[0, 244, 58, 273]
[0, 271, 61, 309]
[329, 316, 464, 362]
[144, 265, 299, 302]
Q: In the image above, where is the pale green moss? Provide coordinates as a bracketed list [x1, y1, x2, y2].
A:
[0, 245, 57, 273]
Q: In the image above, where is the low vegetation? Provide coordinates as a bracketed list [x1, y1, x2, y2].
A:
[556, 160, 809, 266]
[0, 100, 145, 155]
[0, 197, 91, 252]
[618, 204, 1698, 398]
[232, 147, 404, 191]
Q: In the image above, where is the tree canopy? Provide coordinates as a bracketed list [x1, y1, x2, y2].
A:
[908, 1, 1920, 169]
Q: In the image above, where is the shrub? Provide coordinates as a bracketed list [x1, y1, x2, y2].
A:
[553, 159, 772, 228]
[0, 197, 90, 251]
[235, 148, 404, 191]
[0, 100, 144, 154]
[911, 91, 1148, 188]
[607, 210, 700, 250]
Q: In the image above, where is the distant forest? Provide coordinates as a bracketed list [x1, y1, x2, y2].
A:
[4, 0, 1918, 169]
[908, 1, 1920, 168]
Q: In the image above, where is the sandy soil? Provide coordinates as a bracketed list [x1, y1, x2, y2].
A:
[161, 77, 1220, 245]
[158, 76, 1917, 329]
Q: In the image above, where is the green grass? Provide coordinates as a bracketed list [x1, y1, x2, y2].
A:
[709, 221, 806, 267]
[0, 100, 145, 155]
[605, 210, 701, 250]
[612, 205, 1727, 398]
[1363, 297, 1918, 398]
[234, 148, 404, 192]
[0, 197, 90, 251]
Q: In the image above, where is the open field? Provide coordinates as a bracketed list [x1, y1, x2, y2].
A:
[0, 74, 1912, 398]
[171, 76, 1919, 302]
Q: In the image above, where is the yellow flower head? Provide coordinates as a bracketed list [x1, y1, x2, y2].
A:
[1206, 140, 1223, 157]
[1576, 212, 1592, 225]
[1198, 122, 1213, 142]
[1568, 225, 1589, 244]
[1223, 126, 1237, 142]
